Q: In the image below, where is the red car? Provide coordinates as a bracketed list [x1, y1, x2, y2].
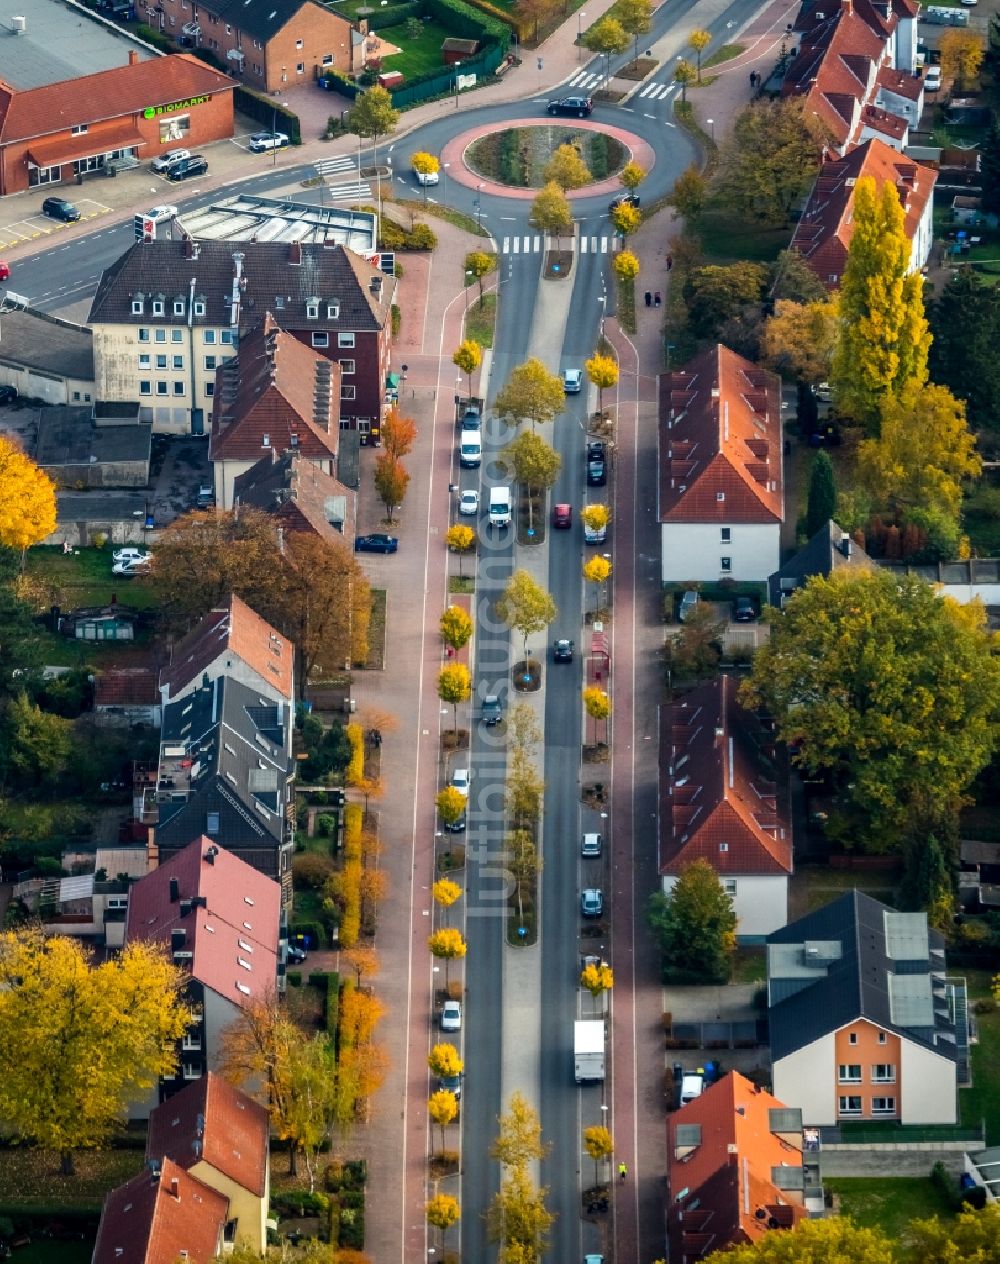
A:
[552, 503, 572, 529]
[0, 261, 9, 281]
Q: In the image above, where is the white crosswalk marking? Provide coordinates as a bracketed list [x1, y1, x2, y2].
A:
[314, 156, 359, 176]
[638, 83, 656, 97]
[321, 181, 372, 200]
[600, 237, 609, 254]
[580, 237, 588, 254]
[523, 235, 531, 252]
[533, 235, 541, 252]
[502, 236, 510, 253]
[513, 237, 520, 254]
[565, 70, 602, 88]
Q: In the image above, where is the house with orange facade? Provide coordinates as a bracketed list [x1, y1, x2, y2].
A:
[667, 1071, 819, 1261]
[766, 891, 970, 1126]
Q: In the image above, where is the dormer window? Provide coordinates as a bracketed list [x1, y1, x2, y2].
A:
[262, 434, 270, 448]
[275, 296, 285, 310]
[131, 294, 145, 315]
[193, 299, 206, 317]
[173, 299, 185, 316]
[327, 302, 340, 319]
[306, 297, 320, 319]
[152, 297, 165, 317]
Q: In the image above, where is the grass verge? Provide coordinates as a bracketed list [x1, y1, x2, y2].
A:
[824, 1177, 955, 1240]
[961, 1003, 1000, 1143]
[395, 197, 489, 238]
[363, 589, 387, 671]
[616, 273, 636, 335]
[0, 1149, 145, 1211]
[702, 43, 744, 68]
[465, 293, 497, 348]
[26, 546, 160, 611]
[449, 575, 475, 594]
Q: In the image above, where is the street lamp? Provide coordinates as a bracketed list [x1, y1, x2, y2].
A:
[454, 60, 462, 108]
[578, 9, 587, 60]
[597, 291, 606, 339]
[443, 161, 450, 205]
[707, 117, 715, 142]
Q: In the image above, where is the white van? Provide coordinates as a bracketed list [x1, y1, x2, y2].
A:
[489, 485, 512, 528]
[460, 428, 482, 468]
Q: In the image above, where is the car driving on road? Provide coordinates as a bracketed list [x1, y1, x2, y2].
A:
[547, 96, 593, 117]
[553, 638, 574, 662]
[562, 368, 582, 393]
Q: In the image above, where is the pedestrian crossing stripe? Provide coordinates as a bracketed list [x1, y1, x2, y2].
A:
[321, 182, 373, 200]
[563, 70, 603, 89]
[315, 156, 361, 175]
[637, 81, 675, 100]
[500, 235, 621, 255]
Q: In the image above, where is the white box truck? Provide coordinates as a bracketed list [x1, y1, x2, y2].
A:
[489, 485, 512, 529]
[574, 1019, 605, 1083]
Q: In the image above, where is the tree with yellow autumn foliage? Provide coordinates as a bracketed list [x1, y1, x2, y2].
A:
[0, 437, 57, 559]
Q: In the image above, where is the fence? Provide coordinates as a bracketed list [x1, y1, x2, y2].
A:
[388, 40, 506, 108]
[233, 86, 302, 145]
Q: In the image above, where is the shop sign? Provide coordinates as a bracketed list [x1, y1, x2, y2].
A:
[143, 95, 210, 118]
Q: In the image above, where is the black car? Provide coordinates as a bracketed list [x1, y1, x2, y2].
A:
[609, 192, 641, 214]
[445, 813, 467, 833]
[587, 441, 607, 486]
[547, 96, 593, 117]
[0, 385, 17, 406]
[553, 638, 574, 663]
[732, 596, 757, 623]
[355, 533, 399, 554]
[286, 945, 308, 965]
[42, 197, 81, 222]
[166, 156, 208, 182]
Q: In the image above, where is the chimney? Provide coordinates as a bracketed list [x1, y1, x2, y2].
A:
[184, 236, 194, 260]
[205, 845, 218, 864]
[289, 241, 302, 265]
[171, 928, 187, 953]
[129, 49, 139, 65]
[169, 876, 180, 903]
[169, 1177, 180, 1200]
[841, 531, 852, 558]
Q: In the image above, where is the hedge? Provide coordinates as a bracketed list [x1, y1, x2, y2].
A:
[320, 70, 360, 100]
[134, 22, 174, 51]
[233, 85, 302, 145]
[370, 0, 421, 27]
[339, 816, 363, 949]
[424, 0, 509, 46]
[345, 722, 365, 786]
[459, 0, 524, 39]
[326, 971, 341, 1033]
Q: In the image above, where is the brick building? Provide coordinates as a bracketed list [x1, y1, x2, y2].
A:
[145, 0, 361, 91]
[0, 52, 234, 196]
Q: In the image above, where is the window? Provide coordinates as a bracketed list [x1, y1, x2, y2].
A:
[182, 1062, 201, 1080]
[139, 381, 151, 396]
[173, 300, 185, 316]
[723, 878, 737, 896]
[721, 527, 731, 543]
[338, 332, 355, 348]
[340, 359, 355, 375]
[322, 53, 333, 65]
[72, 391, 80, 401]
[205, 382, 215, 397]
[204, 355, 218, 371]
[206, 811, 220, 833]
[156, 381, 168, 396]
[296, 38, 304, 48]
[877, 1031, 887, 1045]
[296, 62, 304, 74]
[719, 842, 729, 853]
[173, 381, 185, 396]
[871, 1096, 896, 1115]
[193, 300, 206, 317]
[204, 329, 217, 344]
[71, 123, 89, 136]
[312, 332, 329, 348]
[262, 434, 271, 449]
[171, 328, 183, 343]
[131, 298, 144, 315]
[220, 330, 234, 344]
[716, 491, 725, 502]
[306, 301, 319, 319]
[872, 1064, 895, 1083]
[156, 354, 168, 369]
[839, 1065, 862, 1082]
[720, 556, 732, 573]
[159, 115, 190, 144]
[173, 355, 184, 369]
[341, 385, 356, 401]
[138, 354, 151, 369]
[849, 1032, 858, 1045]
[138, 328, 150, 343]
[29, 163, 61, 186]
[327, 302, 340, 318]
[182, 1032, 202, 1051]
[838, 1096, 862, 1116]
[155, 329, 166, 343]
[152, 299, 165, 316]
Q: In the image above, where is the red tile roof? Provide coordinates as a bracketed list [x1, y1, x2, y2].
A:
[791, 138, 936, 290]
[878, 65, 923, 102]
[159, 593, 293, 702]
[659, 677, 791, 877]
[233, 448, 356, 546]
[28, 126, 148, 168]
[667, 1072, 807, 1261]
[92, 1157, 228, 1264]
[147, 1072, 269, 1198]
[658, 345, 783, 526]
[96, 666, 159, 707]
[209, 314, 341, 463]
[0, 55, 234, 145]
[861, 103, 908, 140]
[126, 837, 280, 1009]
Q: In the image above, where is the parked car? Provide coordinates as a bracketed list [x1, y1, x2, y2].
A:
[553, 638, 574, 663]
[42, 197, 80, 222]
[151, 148, 191, 173]
[732, 596, 757, 623]
[924, 65, 942, 90]
[584, 514, 607, 544]
[547, 96, 593, 117]
[562, 368, 583, 393]
[587, 441, 607, 486]
[552, 503, 572, 529]
[166, 156, 208, 182]
[678, 589, 699, 622]
[112, 547, 150, 566]
[145, 204, 178, 223]
[112, 556, 151, 577]
[286, 945, 308, 965]
[0, 260, 9, 281]
[355, 533, 398, 554]
[441, 1000, 462, 1032]
[450, 768, 470, 798]
[460, 406, 482, 430]
[581, 832, 603, 858]
[439, 1071, 463, 1099]
[445, 812, 467, 833]
[249, 131, 290, 153]
[609, 192, 640, 213]
[0, 384, 17, 406]
[459, 489, 480, 516]
[581, 888, 604, 918]
[196, 484, 215, 508]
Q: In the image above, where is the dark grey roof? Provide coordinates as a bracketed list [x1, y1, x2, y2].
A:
[35, 406, 151, 467]
[766, 890, 955, 1062]
[768, 519, 873, 606]
[0, 307, 94, 381]
[88, 240, 393, 334]
[158, 675, 291, 851]
[192, 0, 322, 44]
[56, 491, 147, 522]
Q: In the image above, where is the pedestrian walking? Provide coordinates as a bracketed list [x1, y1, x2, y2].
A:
[654, 291, 661, 308]
[644, 291, 652, 307]
[618, 1161, 628, 1182]
[666, 254, 673, 271]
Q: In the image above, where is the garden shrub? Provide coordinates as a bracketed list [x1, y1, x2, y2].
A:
[271, 1190, 330, 1217]
[391, 304, 402, 337]
[293, 853, 335, 889]
[339, 1200, 365, 1250]
[405, 223, 438, 250]
[286, 971, 302, 987]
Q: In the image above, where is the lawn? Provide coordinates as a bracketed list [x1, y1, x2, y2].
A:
[731, 947, 766, 983]
[702, 43, 744, 69]
[26, 546, 159, 611]
[465, 293, 497, 348]
[696, 206, 793, 264]
[824, 1177, 955, 1240]
[9, 1241, 94, 1264]
[381, 19, 456, 79]
[0, 1148, 144, 1212]
[961, 1001, 1000, 1144]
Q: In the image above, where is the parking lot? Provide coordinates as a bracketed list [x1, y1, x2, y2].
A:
[0, 198, 112, 251]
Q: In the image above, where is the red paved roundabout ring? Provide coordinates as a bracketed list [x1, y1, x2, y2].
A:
[439, 118, 656, 201]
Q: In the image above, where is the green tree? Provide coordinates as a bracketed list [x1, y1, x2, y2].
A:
[618, 0, 652, 61]
[486, 1165, 555, 1258]
[805, 450, 837, 538]
[685, 262, 769, 340]
[720, 1217, 897, 1263]
[466, 250, 498, 304]
[491, 1091, 550, 1168]
[667, 601, 726, 680]
[281, 1034, 340, 1190]
[529, 180, 573, 245]
[507, 755, 545, 826]
[453, 338, 482, 394]
[619, 159, 646, 192]
[507, 827, 541, 925]
[583, 1125, 614, 1185]
[428, 928, 467, 986]
[674, 58, 696, 102]
[689, 28, 712, 80]
[543, 142, 592, 190]
[437, 662, 472, 733]
[830, 176, 930, 430]
[771, 248, 829, 303]
[741, 570, 1000, 850]
[0, 930, 191, 1174]
[495, 357, 565, 432]
[373, 453, 409, 523]
[347, 85, 399, 160]
[901, 832, 954, 928]
[440, 604, 473, 653]
[714, 99, 828, 225]
[909, 1202, 1000, 1262]
[515, 0, 558, 40]
[859, 380, 980, 524]
[0, 691, 73, 791]
[981, 118, 1000, 214]
[647, 859, 738, 984]
[496, 569, 557, 659]
[501, 431, 561, 532]
[928, 267, 1000, 433]
[669, 164, 706, 222]
[585, 353, 618, 418]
